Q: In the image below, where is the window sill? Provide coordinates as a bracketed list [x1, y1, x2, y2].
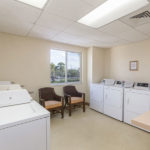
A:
[50, 81, 82, 87]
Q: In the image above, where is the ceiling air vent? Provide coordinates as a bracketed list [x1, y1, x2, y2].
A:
[130, 11, 150, 19]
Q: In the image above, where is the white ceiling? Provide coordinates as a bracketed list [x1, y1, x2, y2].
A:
[0, 0, 150, 48]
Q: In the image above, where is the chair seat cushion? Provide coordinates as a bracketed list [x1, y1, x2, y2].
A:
[45, 100, 62, 109]
[71, 97, 83, 104]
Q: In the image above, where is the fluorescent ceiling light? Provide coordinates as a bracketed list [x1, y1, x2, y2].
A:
[17, 0, 48, 9]
[78, 0, 149, 28]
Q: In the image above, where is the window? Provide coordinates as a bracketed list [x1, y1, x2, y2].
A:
[50, 49, 81, 84]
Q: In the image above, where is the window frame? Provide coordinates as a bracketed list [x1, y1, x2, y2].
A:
[50, 49, 82, 85]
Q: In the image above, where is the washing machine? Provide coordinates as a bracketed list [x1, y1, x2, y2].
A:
[90, 79, 115, 113]
[0, 89, 50, 150]
[90, 82, 104, 113]
[104, 81, 124, 121]
[124, 82, 150, 127]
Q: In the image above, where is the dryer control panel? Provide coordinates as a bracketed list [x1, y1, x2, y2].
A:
[134, 83, 150, 90]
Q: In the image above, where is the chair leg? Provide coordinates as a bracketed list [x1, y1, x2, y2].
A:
[61, 107, 64, 118]
[83, 102, 85, 112]
[69, 103, 72, 116]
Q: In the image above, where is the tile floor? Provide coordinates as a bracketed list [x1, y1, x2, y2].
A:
[51, 107, 150, 150]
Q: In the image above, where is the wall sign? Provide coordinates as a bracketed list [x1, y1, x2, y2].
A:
[130, 61, 138, 71]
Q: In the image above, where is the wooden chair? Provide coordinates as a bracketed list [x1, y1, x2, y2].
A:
[63, 85, 85, 116]
[39, 87, 64, 118]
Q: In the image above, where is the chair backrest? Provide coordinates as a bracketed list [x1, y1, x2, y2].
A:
[63, 85, 77, 97]
[39, 87, 56, 101]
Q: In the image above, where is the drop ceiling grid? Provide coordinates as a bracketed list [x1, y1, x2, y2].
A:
[0, 0, 150, 47]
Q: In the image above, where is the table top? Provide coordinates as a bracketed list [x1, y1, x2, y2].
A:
[132, 111, 150, 132]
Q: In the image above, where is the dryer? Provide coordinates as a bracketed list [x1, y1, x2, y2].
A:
[104, 81, 124, 121]
[124, 82, 150, 126]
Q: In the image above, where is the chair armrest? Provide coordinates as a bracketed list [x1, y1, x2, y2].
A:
[64, 94, 71, 98]
[54, 94, 62, 101]
[64, 94, 71, 103]
[39, 99, 45, 107]
[76, 91, 85, 98]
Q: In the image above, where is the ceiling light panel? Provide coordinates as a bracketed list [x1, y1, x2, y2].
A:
[16, 0, 48, 9]
[78, 0, 149, 28]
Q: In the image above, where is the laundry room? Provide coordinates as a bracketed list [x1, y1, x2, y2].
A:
[0, 0, 150, 150]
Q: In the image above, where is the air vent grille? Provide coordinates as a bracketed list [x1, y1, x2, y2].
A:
[130, 11, 150, 19]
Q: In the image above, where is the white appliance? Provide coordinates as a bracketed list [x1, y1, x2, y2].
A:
[0, 89, 50, 150]
[134, 82, 149, 90]
[0, 81, 12, 85]
[124, 82, 150, 128]
[124, 81, 134, 88]
[103, 79, 115, 86]
[104, 81, 124, 121]
[0, 84, 22, 90]
[90, 82, 104, 113]
[90, 79, 115, 113]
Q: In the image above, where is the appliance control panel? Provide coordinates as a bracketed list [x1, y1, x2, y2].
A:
[124, 81, 134, 88]
[103, 79, 115, 86]
[134, 83, 150, 90]
[114, 81, 123, 87]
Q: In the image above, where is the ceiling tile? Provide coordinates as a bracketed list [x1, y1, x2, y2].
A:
[0, 0, 41, 24]
[81, 0, 106, 7]
[64, 22, 97, 37]
[117, 29, 149, 42]
[90, 40, 113, 48]
[52, 32, 82, 42]
[98, 20, 132, 36]
[52, 32, 121, 48]
[36, 12, 74, 31]
[28, 25, 60, 40]
[86, 31, 119, 43]
[120, 5, 150, 28]
[44, 0, 93, 21]
[135, 23, 150, 36]
[0, 19, 33, 36]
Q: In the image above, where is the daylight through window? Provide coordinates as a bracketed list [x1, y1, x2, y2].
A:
[50, 49, 81, 84]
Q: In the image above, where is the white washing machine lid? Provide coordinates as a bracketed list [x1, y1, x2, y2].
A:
[0, 84, 22, 91]
[0, 100, 49, 130]
[0, 89, 31, 107]
[0, 81, 12, 85]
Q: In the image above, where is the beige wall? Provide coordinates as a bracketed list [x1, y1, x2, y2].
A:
[87, 47, 105, 101]
[92, 47, 105, 83]
[104, 39, 150, 82]
[87, 47, 105, 84]
[1, 32, 150, 103]
[0, 33, 88, 101]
